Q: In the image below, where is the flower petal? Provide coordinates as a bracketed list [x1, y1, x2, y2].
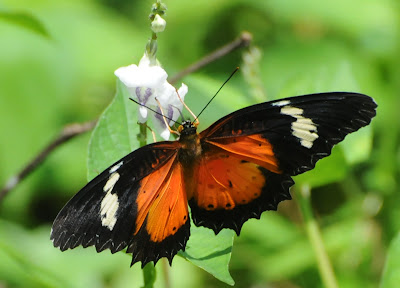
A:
[151, 112, 171, 140]
[154, 82, 177, 107]
[114, 56, 189, 140]
[159, 129, 171, 140]
[115, 64, 167, 88]
[139, 106, 148, 121]
[177, 83, 188, 100]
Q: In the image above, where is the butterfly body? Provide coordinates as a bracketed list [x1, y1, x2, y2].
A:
[51, 92, 377, 267]
[177, 120, 202, 167]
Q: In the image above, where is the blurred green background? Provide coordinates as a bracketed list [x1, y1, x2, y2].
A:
[0, 0, 399, 287]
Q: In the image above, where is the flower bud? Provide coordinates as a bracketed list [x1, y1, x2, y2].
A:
[151, 14, 166, 33]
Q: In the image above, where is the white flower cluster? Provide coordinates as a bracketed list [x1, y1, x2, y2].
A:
[115, 55, 187, 140]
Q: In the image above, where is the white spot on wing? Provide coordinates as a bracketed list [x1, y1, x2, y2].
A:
[101, 172, 120, 230]
[281, 105, 319, 148]
[272, 100, 290, 107]
[281, 106, 303, 116]
[109, 161, 123, 173]
[101, 193, 119, 229]
[103, 172, 120, 192]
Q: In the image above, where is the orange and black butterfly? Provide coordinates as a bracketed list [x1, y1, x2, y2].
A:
[51, 92, 377, 267]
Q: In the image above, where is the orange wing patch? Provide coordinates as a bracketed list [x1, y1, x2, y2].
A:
[144, 162, 188, 242]
[204, 134, 281, 174]
[189, 142, 293, 235]
[194, 152, 266, 211]
[135, 155, 188, 242]
[128, 155, 190, 266]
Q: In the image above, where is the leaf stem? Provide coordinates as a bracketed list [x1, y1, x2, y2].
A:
[168, 31, 252, 85]
[297, 185, 339, 288]
[142, 263, 156, 288]
[162, 259, 171, 288]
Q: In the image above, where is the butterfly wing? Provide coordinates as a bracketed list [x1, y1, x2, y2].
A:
[127, 155, 189, 266]
[200, 92, 377, 175]
[189, 92, 376, 234]
[51, 141, 190, 267]
[188, 144, 294, 235]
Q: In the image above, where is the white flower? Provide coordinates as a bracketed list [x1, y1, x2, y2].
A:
[114, 54, 188, 140]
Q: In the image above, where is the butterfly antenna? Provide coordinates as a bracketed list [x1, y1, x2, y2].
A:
[154, 98, 181, 136]
[129, 98, 182, 126]
[194, 67, 239, 123]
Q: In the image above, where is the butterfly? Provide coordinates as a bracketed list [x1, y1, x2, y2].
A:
[51, 92, 377, 267]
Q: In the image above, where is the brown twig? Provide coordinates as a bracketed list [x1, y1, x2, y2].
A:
[0, 120, 97, 203]
[0, 32, 252, 204]
[169, 31, 252, 84]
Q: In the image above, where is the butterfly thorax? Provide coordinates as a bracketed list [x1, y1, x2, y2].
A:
[177, 120, 202, 167]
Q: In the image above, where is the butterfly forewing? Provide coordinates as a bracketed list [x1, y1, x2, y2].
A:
[200, 92, 377, 175]
[51, 141, 190, 267]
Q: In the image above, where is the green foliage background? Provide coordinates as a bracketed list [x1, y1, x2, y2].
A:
[0, 0, 399, 287]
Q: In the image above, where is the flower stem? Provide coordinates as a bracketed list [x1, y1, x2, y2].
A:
[137, 123, 148, 147]
[139, 2, 167, 284]
[136, 124, 156, 287]
[297, 185, 339, 288]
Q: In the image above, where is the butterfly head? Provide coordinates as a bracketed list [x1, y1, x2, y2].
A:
[178, 120, 198, 137]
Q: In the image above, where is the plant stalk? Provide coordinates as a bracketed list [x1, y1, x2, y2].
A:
[297, 184, 339, 288]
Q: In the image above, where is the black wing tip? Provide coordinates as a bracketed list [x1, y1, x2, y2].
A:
[329, 92, 378, 121]
[278, 91, 377, 112]
[273, 92, 377, 176]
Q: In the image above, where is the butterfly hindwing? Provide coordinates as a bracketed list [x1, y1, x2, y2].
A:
[51, 141, 190, 267]
[189, 143, 293, 235]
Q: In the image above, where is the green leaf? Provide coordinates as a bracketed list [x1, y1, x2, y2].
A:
[0, 11, 50, 39]
[88, 79, 142, 180]
[180, 225, 235, 285]
[380, 232, 400, 288]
